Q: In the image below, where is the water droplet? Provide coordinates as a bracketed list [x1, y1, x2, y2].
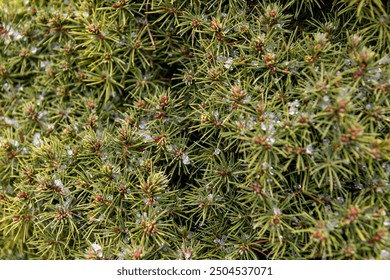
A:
[91, 243, 101, 251]
[288, 107, 297, 115]
[323, 139, 330, 146]
[306, 145, 314, 155]
[273, 206, 281, 215]
[184, 251, 192, 260]
[32, 133, 42, 147]
[224, 57, 233, 69]
[380, 250, 390, 259]
[91, 243, 103, 258]
[182, 154, 190, 165]
[10, 139, 19, 147]
[323, 95, 330, 102]
[40, 60, 48, 68]
[141, 133, 153, 141]
[327, 220, 338, 230]
[355, 182, 363, 190]
[139, 120, 147, 130]
[243, 94, 252, 104]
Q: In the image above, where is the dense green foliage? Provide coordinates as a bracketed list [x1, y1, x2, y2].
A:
[0, 0, 389, 260]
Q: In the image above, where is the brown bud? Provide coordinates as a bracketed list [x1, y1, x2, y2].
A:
[133, 249, 142, 260]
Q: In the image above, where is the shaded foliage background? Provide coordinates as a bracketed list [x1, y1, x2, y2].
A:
[0, 0, 389, 259]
